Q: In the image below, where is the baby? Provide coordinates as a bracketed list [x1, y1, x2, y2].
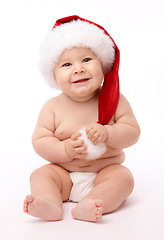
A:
[23, 15, 140, 222]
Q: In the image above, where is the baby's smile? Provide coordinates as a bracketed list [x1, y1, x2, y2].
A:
[71, 72, 92, 84]
[72, 78, 90, 84]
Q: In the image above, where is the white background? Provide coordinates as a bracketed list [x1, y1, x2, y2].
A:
[0, 0, 164, 239]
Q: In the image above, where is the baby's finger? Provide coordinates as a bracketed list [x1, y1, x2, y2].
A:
[93, 136, 102, 145]
[86, 125, 94, 134]
[71, 132, 81, 141]
[90, 132, 100, 143]
[72, 139, 84, 148]
[74, 146, 87, 154]
[77, 152, 88, 159]
[87, 128, 97, 139]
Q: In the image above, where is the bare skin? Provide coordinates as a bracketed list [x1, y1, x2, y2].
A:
[23, 47, 140, 222]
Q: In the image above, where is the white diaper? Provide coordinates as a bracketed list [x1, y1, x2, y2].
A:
[69, 172, 97, 202]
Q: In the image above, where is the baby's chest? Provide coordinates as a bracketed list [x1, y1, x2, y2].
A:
[54, 106, 98, 140]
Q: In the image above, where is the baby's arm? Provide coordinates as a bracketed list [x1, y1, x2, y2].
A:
[86, 94, 140, 149]
[104, 94, 140, 149]
[32, 99, 87, 163]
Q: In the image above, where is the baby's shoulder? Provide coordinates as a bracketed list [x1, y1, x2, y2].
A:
[40, 94, 63, 113]
[114, 93, 133, 119]
[43, 94, 63, 107]
[118, 93, 130, 107]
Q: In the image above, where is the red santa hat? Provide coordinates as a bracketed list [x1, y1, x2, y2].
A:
[39, 15, 120, 125]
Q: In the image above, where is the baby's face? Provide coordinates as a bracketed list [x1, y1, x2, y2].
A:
[54, 47, 104, 101]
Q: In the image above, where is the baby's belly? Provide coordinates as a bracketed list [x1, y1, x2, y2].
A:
[57, 151, 125, 173]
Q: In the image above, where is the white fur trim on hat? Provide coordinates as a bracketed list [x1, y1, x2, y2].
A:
[39, 19, 115, 88]
[78, 128, 107, 160]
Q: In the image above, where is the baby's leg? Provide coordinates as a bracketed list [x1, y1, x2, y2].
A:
[23, 164, 72, 221]
[71, 165, 134, 222]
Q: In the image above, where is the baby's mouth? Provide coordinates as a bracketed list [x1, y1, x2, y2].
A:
[73, 78, 90, 84]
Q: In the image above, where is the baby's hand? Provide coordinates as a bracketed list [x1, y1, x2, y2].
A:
[65, 132, 88, 161]
[86, 123, 108, 145]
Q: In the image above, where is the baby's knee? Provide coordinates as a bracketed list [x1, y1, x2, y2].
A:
[30, 164, 58, 182]
[120, 166, 134, 194]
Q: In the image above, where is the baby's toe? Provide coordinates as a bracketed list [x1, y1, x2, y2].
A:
[24, 198, 28, 204]
[24, 207, 28, 213]
[26, 195, 34, 203]
[23, 203, 28, 213]
[96, 207, 103, 220]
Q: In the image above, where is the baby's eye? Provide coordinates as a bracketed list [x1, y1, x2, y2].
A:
[62, 63, 71, 67]
[83, 58, 92, 63]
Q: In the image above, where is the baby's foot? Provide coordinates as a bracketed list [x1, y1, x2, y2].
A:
[71, 199, 104, 222]
[23, 195, 62, 221]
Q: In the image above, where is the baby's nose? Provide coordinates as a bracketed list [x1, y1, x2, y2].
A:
[74, 63, 84, 74]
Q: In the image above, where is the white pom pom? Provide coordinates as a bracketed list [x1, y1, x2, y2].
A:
[78, 128, 107, 160]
